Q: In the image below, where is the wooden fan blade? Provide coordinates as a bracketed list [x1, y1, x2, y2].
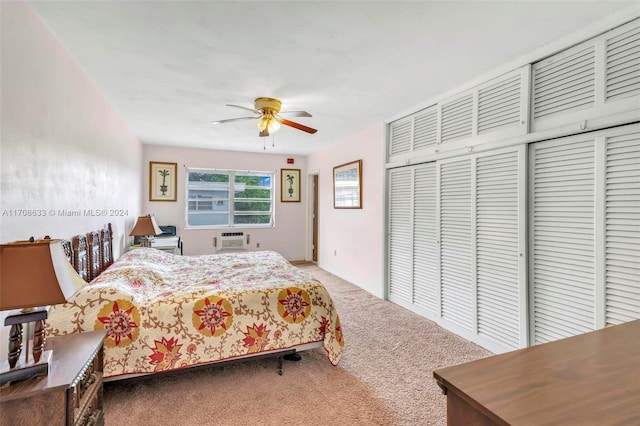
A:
[226, 104, 259, 114]
[211, 116, 258, 125]
[278, 111, 312, 118]
[279, 118, 318, 134]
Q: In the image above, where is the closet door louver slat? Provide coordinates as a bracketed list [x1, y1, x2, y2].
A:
[606, 24, 640, 101]
[413, 163, 438, 315]
[413, 107, 438, 151]
[388, 168, 413, 302]
[478, 75, 522, 134]
[476, 151, 520, 349]
[532, 46, 596, 120]
[605, 131, 640, 324]
[441, 95, 474, 143]
[389, 119, 412, 157]
[440, 159, 473, 330]
[531, 138, 595, 344]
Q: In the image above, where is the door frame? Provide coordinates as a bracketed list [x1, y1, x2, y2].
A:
[306, 170, 320, 262]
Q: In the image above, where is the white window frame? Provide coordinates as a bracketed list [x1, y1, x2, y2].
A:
[185, 168, 275, 229]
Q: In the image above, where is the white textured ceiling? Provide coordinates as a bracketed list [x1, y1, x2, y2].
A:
[28, 1, 634, 155]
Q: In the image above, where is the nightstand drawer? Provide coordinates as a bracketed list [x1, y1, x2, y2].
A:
[69, 335, 104, 426]
[73, 378, 103, 426]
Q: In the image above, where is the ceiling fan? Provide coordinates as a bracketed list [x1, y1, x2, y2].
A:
[211, 97, 317, 137]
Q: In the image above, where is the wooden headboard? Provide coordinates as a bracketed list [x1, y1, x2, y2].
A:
[87, 231, 101, 281]
[67, 223, 114, 282]
[100, 224, 114, 269]
[61, 239, 73, 266]
[72, 234, 89, 281]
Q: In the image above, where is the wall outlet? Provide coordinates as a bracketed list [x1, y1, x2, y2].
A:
[256, 243, 260, 248]
[333, 249, 337, 256]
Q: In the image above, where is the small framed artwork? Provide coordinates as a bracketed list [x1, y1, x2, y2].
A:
[281, 168, 301, 202]
[149, 161, 178, 201]
[334, 159, 362, 209]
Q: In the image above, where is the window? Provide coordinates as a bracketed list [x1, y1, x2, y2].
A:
[186, 168, 274, 228]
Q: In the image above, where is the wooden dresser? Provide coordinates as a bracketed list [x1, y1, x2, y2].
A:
[0, 330, 107, 426]
[434, 320, 640, 425]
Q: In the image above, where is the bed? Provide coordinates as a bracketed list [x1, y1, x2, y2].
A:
[46, 224, 344, 380]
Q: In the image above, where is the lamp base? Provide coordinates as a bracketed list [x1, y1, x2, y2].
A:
[140, 236, 154, 248]
[0, 350, 51, 387]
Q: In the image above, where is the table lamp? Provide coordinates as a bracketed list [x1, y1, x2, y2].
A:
[0, 239, 85, 386]
[129, 214, 162, 247]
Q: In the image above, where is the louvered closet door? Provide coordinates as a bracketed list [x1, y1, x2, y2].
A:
[439, 159, 473, 331]
[388, 163, 439, 313]
[532, 44, 595, 122]
[531, 18, 640, 133]
[387, 152, 524, 351]
[413, 107, 439, 152]
[388, 168, 413, 302]
[413, 162, 438, 315]
[389, 119, 412, 158]
[441, 95, 474, 144]
[604, 130, 640, 324]
[476, 150, 521, 349]
[605, 19, 640, 102]
[530, 137, 595, 344]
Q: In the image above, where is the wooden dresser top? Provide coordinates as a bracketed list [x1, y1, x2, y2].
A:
[434, 320, 640, 425]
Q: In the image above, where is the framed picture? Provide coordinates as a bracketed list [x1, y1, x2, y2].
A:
[281, 168, 301, 202]
[334, 159, 362, 209]
[149, 161, 177, 201]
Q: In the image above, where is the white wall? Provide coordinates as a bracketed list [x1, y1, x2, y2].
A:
[307, 123, 386, 298]
[142, 144, 307, 260]
[0, 2, 143, 358]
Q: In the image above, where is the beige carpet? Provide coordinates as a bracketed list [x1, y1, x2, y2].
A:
[104, 264, 491, 425]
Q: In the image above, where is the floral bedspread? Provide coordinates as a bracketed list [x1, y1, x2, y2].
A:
[47, 249, 344, 378]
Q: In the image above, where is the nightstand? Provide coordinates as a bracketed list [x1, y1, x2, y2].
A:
[151, 235, 182, 254]
[0, 330, 107, 426]
[127, 235, 182, 255]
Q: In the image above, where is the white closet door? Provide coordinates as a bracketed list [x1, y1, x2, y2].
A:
[531, 44, 596, 122]
[413, 162, 438, 315]
[439, 159, 473, 331]
[604, 130, 640, 324]
[530, 137, 596, 344]
[440, 94, 474, 144]
[476, 150, 521, 349]
[605, 19, 640, 102]
[388, 168, 413, 302]
[387, 151, 525, 352]
[389, 119, 412, 158]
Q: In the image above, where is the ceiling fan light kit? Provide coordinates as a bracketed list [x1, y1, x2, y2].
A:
[211, 97, 317, 140]
[254, 97, 282, 113]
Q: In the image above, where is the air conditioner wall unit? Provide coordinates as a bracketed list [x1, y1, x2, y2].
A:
[216, 231, 247, 251]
